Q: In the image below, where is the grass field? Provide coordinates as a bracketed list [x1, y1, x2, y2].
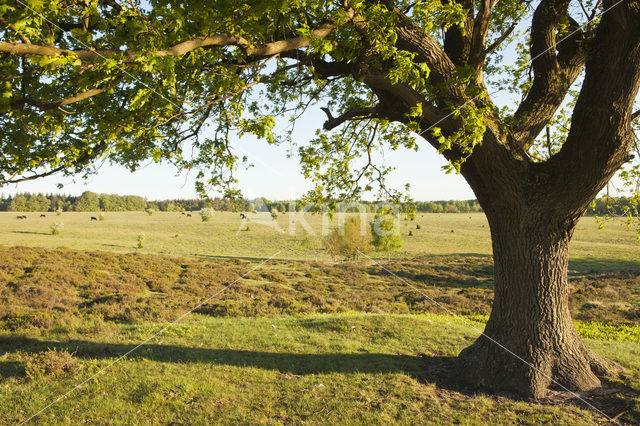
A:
[1, 211, 639, 270]
[2, 313, 639, 424]
[1, 212, 640, 424]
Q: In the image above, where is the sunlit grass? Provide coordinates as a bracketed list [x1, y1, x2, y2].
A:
[1, 212, 639, 272]
[2, 313, 635, 425]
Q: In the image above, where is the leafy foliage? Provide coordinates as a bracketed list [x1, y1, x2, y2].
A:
[0, 0, 530, 200]
[324, 216, 372, 260]
[0, 1, 638, 231]
[370, 206, 403, 256]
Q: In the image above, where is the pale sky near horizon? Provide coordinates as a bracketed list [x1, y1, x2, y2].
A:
[1, 105, 479, 202]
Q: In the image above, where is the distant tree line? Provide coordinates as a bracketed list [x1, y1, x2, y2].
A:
[2, 192, 635, 216]
[0, 191, 147, 212]
[413, 200, 483, 213]
[0, 193, 488, 214]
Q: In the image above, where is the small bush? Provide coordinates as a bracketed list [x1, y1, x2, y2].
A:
[145, 208, 154, 216]
[200, 208, 214, 222]
[324, 217, 371, 260]
[99, 213, 105, 221]
[21, 348, 79, 380]
[416, 224, 421, 230]
[370, 207, 403, 258]
[50, 222, 63, 235]
[137, 234, 145, 249]
[55, 208, 62, 216]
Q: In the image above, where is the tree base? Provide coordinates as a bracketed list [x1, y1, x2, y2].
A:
[455, 334, 624, 399]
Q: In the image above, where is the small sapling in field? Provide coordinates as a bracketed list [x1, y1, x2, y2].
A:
[50, 222, 63, 235]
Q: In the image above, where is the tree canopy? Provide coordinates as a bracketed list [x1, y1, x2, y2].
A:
[1, 0, 635, 203]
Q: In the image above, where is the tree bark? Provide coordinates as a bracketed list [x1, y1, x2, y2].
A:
[456, 207, 622, 398]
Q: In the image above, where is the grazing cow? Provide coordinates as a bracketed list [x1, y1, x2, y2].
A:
[90, 216, 98, 221]
[186, 213, 192, 217]
[240, 213, 247, 219]
[181, 212, 186, 215]
[40, 214, 46, 218]
[16, 215, 24, 220]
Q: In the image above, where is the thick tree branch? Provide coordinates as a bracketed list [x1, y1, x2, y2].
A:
[362, 71, 457, 131]
[442, 0, 475, 66]
[469, 0, 492, 68]
[633, 109, 640, 121]
[8, 78, 123, 112]
[547, 2, 640, 215]
[0, 22, 339, 63]
[511, 0, 586, 149]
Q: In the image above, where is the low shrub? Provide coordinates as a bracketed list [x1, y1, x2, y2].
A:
[20, 348, 79, 380]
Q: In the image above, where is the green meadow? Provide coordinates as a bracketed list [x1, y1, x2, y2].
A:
[0, 212, 639, 424]
[1, 211, 639, 269]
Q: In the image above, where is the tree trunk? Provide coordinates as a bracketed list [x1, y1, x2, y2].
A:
[456, 209, 622, 398]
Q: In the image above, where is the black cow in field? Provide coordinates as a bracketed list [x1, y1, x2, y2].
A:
[90, 216, 98, 221]
[240, 213, 247, 219]
[186, 213, 192, 217]
[16, 215, 26, 220]
[181, 212, 186, 215]
[40, 214, 46, 218]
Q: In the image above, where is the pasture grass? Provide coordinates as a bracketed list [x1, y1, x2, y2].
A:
[1, 211, 639, 272]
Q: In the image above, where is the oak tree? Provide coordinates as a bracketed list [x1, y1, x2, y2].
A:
[1, 0, 640, 397]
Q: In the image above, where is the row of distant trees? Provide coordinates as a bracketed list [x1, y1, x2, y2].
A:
[0, 192, 147, 212]
[589, 197, 640, 217]
[0, 193, 485, 213]
[1, 191, 635, 215]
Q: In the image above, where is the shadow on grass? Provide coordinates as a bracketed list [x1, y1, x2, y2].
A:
[0, 335, 454, 385]
[364, 254, 495, 289]
[10, 231, 49, 236]
[2, 336, 637, 422]
[568, 257, 640, 274]
[365, 254, 640, 286]
[100, 244, 132, 249]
